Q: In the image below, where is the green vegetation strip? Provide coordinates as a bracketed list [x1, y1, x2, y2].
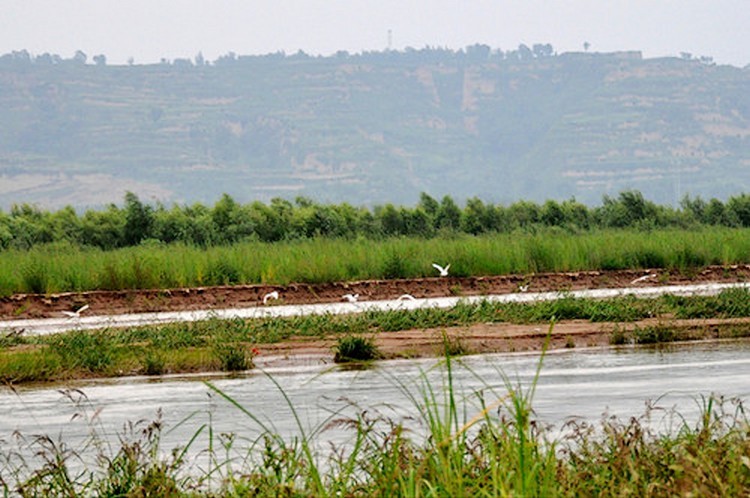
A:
[3, 288, 750, 384]
[2, 352, 749, 496]
[5, 190, 750, 252]
[3, 226, 750, 295]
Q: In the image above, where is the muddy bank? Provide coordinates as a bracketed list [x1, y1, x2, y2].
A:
[3, 265, 750, 320]
[257, 317, 750, 367]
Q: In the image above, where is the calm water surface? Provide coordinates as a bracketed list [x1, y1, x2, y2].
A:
[2, 339, 749, 465]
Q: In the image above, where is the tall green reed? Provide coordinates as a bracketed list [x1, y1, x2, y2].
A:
[2, 227, 750, 295]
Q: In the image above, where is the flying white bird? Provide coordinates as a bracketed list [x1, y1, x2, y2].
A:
[62, 304, 89, 318]
[630, 273, 656, 285]
[342, 293, 359, 303]
[397, 294, 416, 301]
[432, 263, 450, 277]
[262, 291, 279, 305]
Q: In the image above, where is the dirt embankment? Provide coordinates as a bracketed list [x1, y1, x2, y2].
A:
[0, 265, 750, 320]
[3, 266, 750, 377]
[2, 265, 749, 321]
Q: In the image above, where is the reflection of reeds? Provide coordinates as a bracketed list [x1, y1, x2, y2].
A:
[4, 344, 749, 496]
[3, 227, 750, 296]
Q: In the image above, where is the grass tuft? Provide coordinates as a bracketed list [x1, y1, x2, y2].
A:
[48, 330, 116, 373]
[333, 335, 381, 363]
[212, 342, 255, 372]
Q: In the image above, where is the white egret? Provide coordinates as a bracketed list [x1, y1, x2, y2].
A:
[342, 293, 359, 303]
[630, 274, 656, 285]
[62, 304, 89, 318]
[432, 263, 450, 276]
[262, 291, 280, 305]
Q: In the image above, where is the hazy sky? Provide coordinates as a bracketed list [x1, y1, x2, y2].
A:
[2, 0, 749, 67]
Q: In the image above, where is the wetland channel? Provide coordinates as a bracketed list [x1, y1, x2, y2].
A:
[2, 338, 749, 468]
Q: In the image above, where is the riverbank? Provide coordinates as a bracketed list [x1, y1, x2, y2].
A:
[5, 282, 750, 385]
[4, 265, 750, 320]
[3, 309, 750, 386]
[258, 316, 750, 363]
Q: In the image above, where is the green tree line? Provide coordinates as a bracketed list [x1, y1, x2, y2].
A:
[2, 190, 750, 251]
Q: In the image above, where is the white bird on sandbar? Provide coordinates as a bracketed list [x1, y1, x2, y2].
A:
[62, 304, 89, 318]
[342, 293, 359, 303]
[397, 294, 416, 301]
[432, 263, 450, 277]
[262, 291, 280, 305]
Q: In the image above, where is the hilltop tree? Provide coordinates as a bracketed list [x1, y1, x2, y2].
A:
[72, 50, 87, 64]
[533, 43, 554, 58]
[516, 44, 533, 61]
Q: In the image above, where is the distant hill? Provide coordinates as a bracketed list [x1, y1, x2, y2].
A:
[0, 46, 748, 209]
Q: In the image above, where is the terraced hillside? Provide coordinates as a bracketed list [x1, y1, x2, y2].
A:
[0, 48, 748, 208]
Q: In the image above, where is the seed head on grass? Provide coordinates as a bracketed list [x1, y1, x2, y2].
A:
[333, 335, 381, 363]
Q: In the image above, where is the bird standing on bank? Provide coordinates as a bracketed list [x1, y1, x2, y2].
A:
[342, 293, 359, 303]
[262, 291, 280, 305]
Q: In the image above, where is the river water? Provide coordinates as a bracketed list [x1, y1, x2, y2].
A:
[2, 339, 749, 475]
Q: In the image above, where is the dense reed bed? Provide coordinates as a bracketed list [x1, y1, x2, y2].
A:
[3, 288, 750, 385]
[2, 227, 750, 296]
[2, 349, 749, 496]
